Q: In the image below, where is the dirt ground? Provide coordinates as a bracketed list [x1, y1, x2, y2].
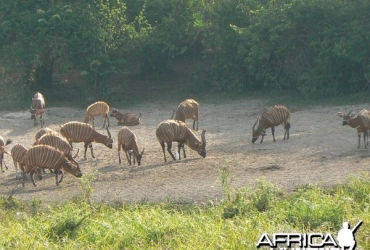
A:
[0, 99, 369, 204]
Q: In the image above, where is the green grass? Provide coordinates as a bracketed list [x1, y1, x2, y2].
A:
[0, 172, 369, 249]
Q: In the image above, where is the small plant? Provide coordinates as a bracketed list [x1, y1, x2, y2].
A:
[252, 178, 279, 212]
[79, 171, 97, 205]
[220, 167, 233, 200]
[0, 196, 22, 210]
[220, 168, 248, 219]
[31, 197, 42, 215]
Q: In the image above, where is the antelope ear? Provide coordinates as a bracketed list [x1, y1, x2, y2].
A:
[337, 112, 344, 117]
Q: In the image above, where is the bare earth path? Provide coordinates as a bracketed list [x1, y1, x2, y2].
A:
[0, 99, 369, 204]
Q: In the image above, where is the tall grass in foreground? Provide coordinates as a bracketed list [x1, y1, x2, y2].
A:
[0, 172, 369, 249]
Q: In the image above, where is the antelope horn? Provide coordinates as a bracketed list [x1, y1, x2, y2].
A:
[141, 148, 145, 156]
[106, 127, 112, 138]
[201, 130, 206, 148]
[171, 108, 176, 119]
[71, 156, 80, 171]
[252, 118, 259, 130]
[73, 148, 79, 159]
[346, 106, 353, 116]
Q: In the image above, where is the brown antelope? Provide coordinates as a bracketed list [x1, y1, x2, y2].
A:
[252, 105, 291, 143]
[29, 92, 45, 127]
[171, 99, 200, 131]
[110, 109, 141, 126]
[34, 127, 58, 141]
[23, 145, 82, 187]
[84, 101, 110, 128]
[60, 121, 113, 160]
[0, 135, 12, 171]
[34, 133, 80, 173]
[117, 127, 144, 166]
[10, 144, 27, 180]
[338, 108, 370, 148]
[156, 120, 206, 162]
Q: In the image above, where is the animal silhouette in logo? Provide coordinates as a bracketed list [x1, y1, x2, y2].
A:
[337, 221, 363, 250]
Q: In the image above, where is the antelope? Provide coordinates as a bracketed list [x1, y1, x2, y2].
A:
[252, 105, 291, 143]
[110, 109, 141, 126]
[0, 135, 12, 171]
[117, 127, 144, 166]
[23, 145, 82, 187]
[156, 119, 206, 162]
[34, 128, 60, 175]
[338, 108, 370, 148]
[171, 99, 200, 131]
[35, 127, 58, 141]
[10, 144, 27, 180]
[60, 121, 113, 160]
[29, 92, 45, 127]
[34, 133, 80, 173]
[84, 101, 110, 128]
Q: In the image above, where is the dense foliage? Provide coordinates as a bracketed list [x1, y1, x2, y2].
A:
[1, 0, 370, 105]
[0, 173, 369, 249]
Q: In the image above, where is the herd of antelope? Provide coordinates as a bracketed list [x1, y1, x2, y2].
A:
[0, 91, 367, 188]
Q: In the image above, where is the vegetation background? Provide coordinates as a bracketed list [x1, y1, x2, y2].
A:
[1, 0, 370, 108]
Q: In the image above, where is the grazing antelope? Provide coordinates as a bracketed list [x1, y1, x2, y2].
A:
[34, 133, 80, 170]
[171, 99, 200, 131]
[35, 127, 58, 141]
[338, 108, 370, 148]
[60, 121, 113, 160]
[117, 127, 144, 166]
[110, 109, 141, 126]
[29, 92, 45, 127]
[23, 145, 82, 187]
[0, 135, 12, 171]
[10, 144, 27, 180]
[34, 128, 60, 174]
[156, 120, 206, 162]
[84, 101, 110, 128]
[252, 105, 291, 143]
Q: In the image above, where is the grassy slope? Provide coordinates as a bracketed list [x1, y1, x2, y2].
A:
[0, 172, 369, 249]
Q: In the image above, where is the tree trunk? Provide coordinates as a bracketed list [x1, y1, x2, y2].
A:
[34, 48, 54, 89]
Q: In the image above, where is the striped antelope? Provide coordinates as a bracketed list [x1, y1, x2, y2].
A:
[252, 105, 291, 143]
[60, 121, 113, 160]
[10, 144, 28, 180]
[35, 127, 58, 141]
[0, 135, 12, 171]
[117, 127, 144, 166]
[156, 120, 206, 162]
[29, 92, 45, 127]
[84, 101, 110, 128]
[34, 133, 80, 168]
[110, 109, 141, 126]
[171, 99, 200, 131]
[338, 108, 370, 148]
[23, 145, 82, 187]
